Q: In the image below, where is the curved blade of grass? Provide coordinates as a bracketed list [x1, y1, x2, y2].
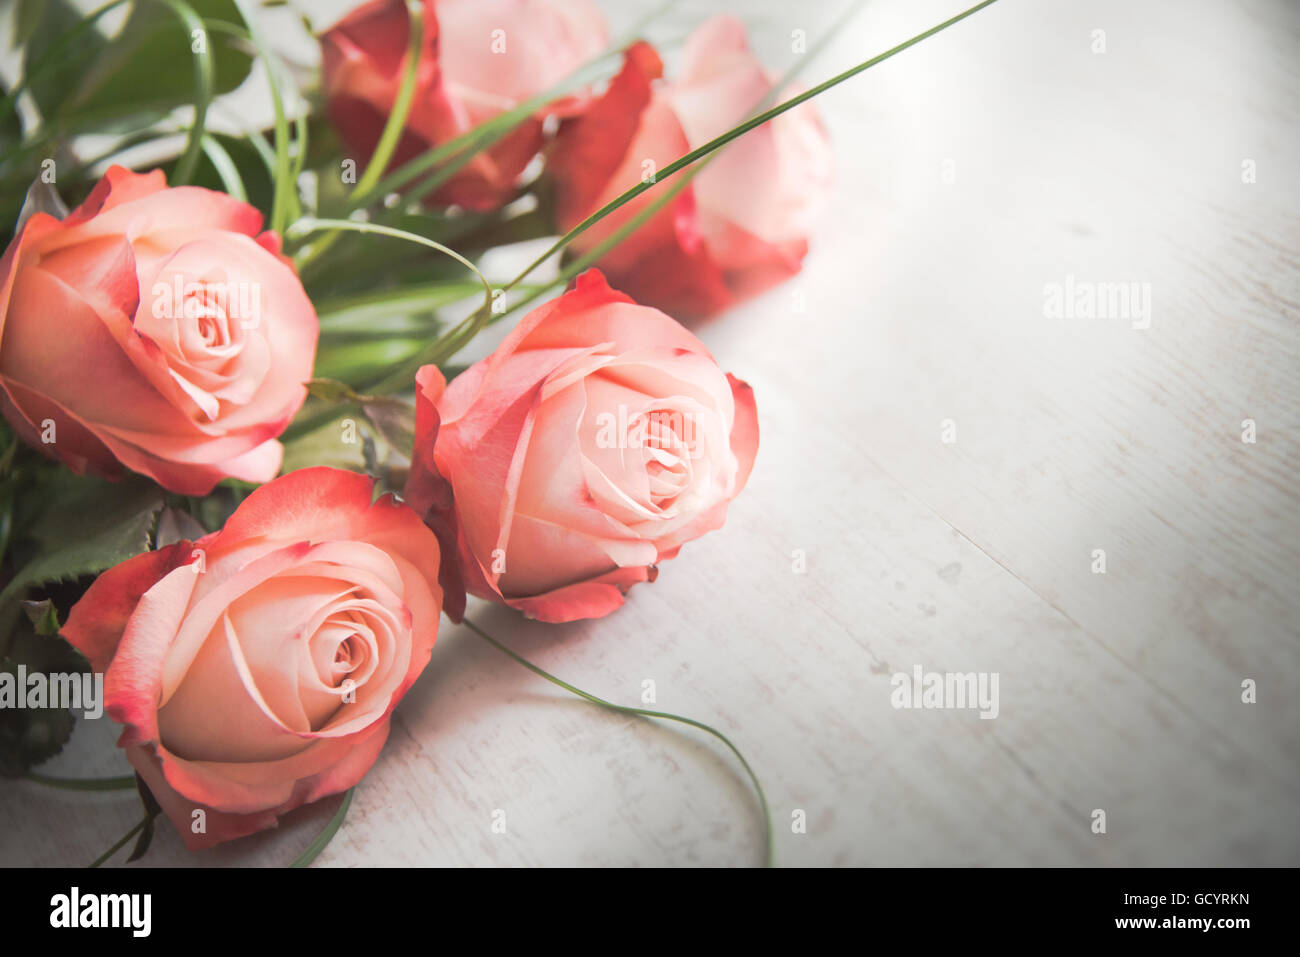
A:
[352, 0, 424, 198]
[464, 617, 773, 867]
[364, 0, 862, 383]
[201, 21, 279, 187]
[200, 134, 246, 200]
[503, 0, 1000, 295]
[291, 101, 308, 186]
[231, 0, 295, 234]
[290, 788, 354, 867]
[479, 0, 866, 330]
[287, 217, 492, 303]
[297, 0, 425, 270]
[211, 107, 276, 186]
[155, 0, 212, 184]
[285, 216, 495, 409]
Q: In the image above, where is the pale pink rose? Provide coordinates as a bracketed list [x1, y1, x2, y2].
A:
[549, 16, 834, 318]
[0, 165, 318, 495]
[62, 468, 444, 850]
[405, 270, 759, 624]
[321, 0, 608, 210]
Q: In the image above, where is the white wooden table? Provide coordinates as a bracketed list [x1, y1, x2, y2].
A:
[4, 0, 1298, 866]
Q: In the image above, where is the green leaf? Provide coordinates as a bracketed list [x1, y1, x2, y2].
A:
[313, 338, 426, 386]
[55, 0, 249, 130]
[189, 484, 247, 534]
[0, 474, 164, 606]
[316, 280, 480, 330]
[279, 406, 367, 474]
[0, 620, 88, 776]
[187, 131, 275, 214]
[18, 0, 110, 124]
[11, 0, 49, 51]
[0, 700, 74, 777]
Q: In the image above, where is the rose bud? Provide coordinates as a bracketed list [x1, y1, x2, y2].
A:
[404, 270, 758, 624]
[321, 0, 608, 211]
[61, 467, 444, 851]
[547, 16, 833, 319]
[0, 165, 317, 495]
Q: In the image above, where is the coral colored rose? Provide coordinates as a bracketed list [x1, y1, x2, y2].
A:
[62, 468, 444, 850]
[404, 270, 758, 624]
[548, 16, 834, 319]
[321, 0, 608, 211]
[0, 165, 317, 495]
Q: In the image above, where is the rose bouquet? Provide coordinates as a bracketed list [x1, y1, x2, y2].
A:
[0, 0, 996, 865]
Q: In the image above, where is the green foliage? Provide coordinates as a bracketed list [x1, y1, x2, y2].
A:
[17, 0, 110, 127]
[0, 472, 164, 607]
[0, 615, 88, 776]
[47, 0, 250, 131]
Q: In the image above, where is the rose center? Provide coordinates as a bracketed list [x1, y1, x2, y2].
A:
[331, 634, 363, 679]
[640, 409, 695, 508]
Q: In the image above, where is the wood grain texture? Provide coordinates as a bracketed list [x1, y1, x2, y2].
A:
[2, 0, 1297, 866]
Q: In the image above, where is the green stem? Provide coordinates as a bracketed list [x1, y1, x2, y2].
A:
[200, 134, 247, 201]
[464, 617, 774, 867]
[291, 788, 354, 867]
[27, 773, 137, 791]
[88, 817, 146, 868]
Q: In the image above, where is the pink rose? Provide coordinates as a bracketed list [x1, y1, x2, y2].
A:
[62, 468, 444, 850]
[321, 0, 608, 211]
[548, 16, 834, 318]
[405, 270, 758, 624]
[0, 165, 318, 495]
